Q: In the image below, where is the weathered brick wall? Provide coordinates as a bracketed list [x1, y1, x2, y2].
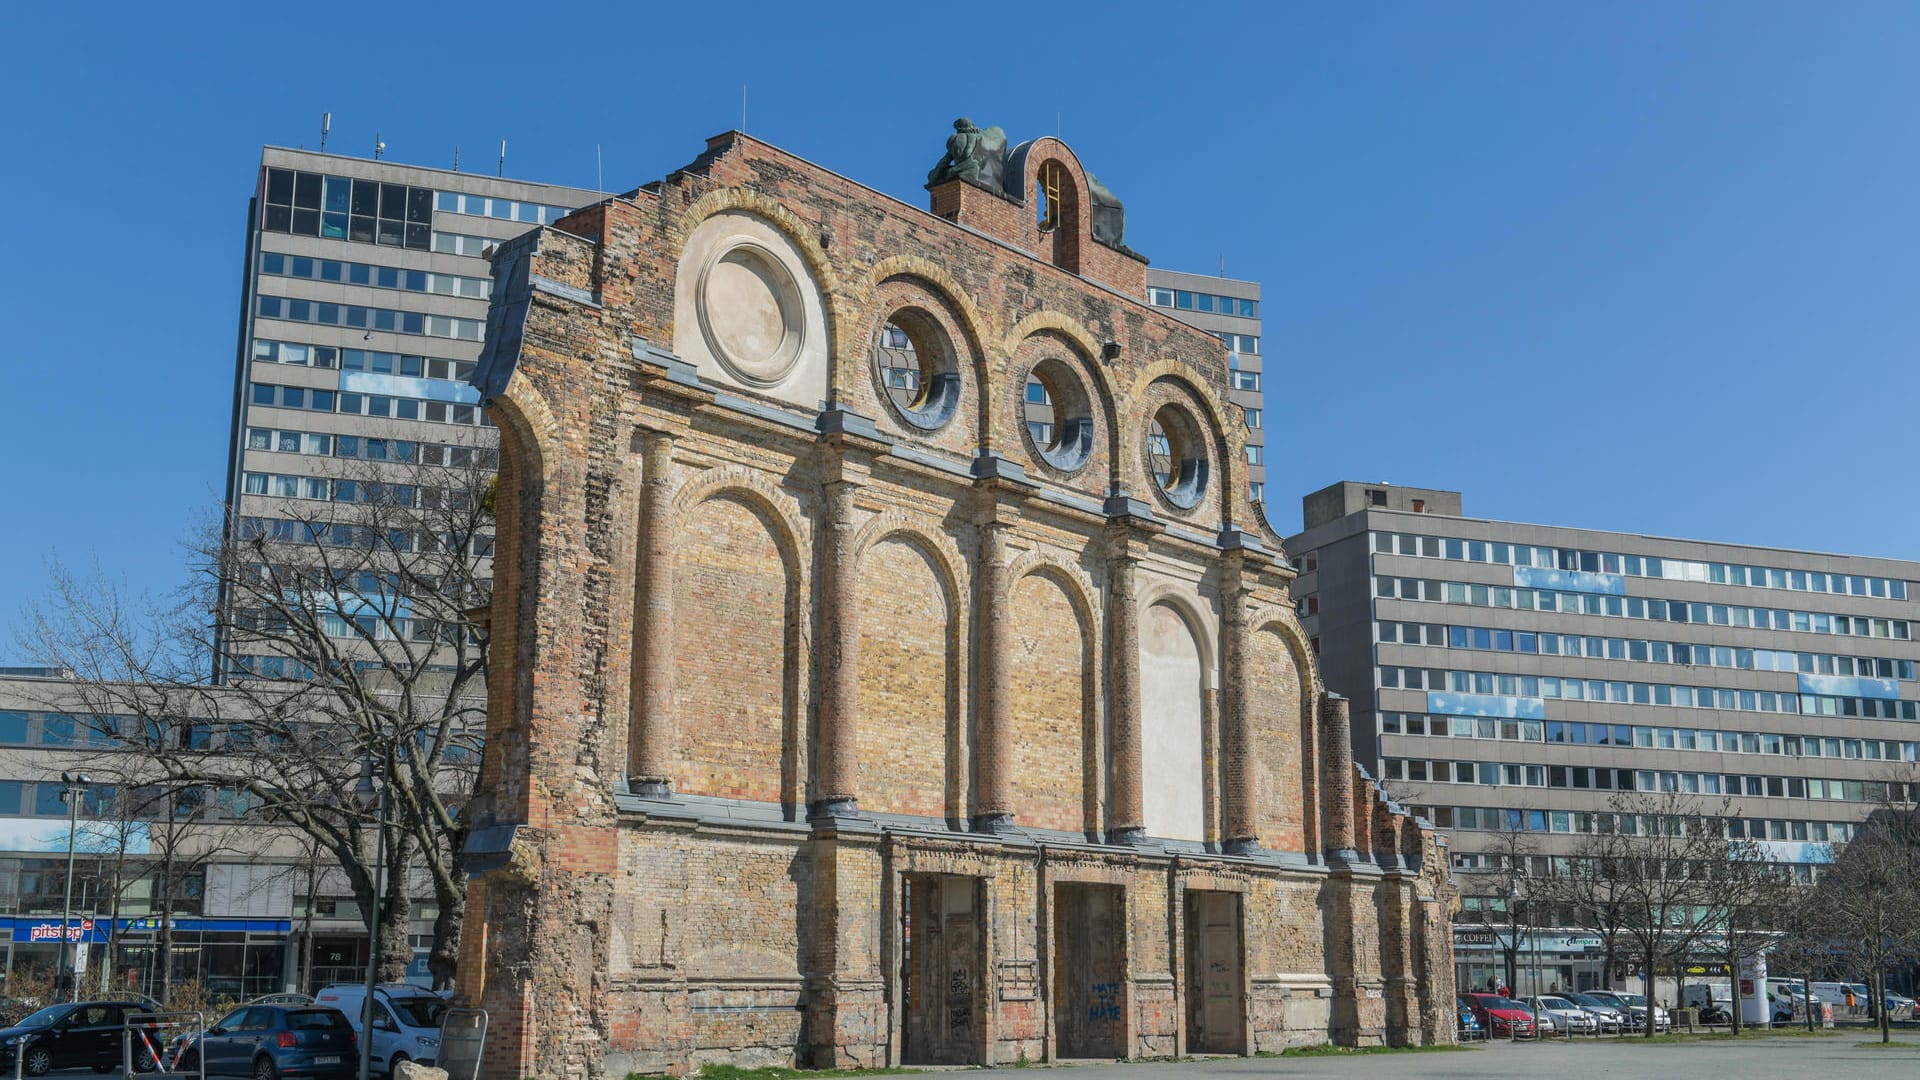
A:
[460, 130, 1454, 1077]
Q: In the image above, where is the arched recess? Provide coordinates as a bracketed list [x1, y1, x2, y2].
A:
[1003, 314, 1122, 495]
[1139, 595, 1211, 842]
[474, 382, 553, 821]
[670, 483, 807, 806]
[1250, 611, 1319, 853]
[851, 523, 965, 820]
[1007, 559, 1100, 834]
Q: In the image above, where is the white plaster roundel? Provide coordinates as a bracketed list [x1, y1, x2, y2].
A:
[672, 210, 830, 409]
[698, 240, 805, 386]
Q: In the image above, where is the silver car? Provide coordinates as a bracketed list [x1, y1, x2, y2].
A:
[1566, 992, 1625, 1032]
[1529, 995, 1600, 1035]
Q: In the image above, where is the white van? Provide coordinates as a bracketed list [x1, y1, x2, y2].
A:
[311, 983, 446, 1076]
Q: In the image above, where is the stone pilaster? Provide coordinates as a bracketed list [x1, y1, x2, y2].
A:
[972, 508, 1017, 830]
[1220, 553, 1258, 852]
[1106, 539, 1145, 841]
[1320, 693, 1357, 862]
[628, 429, 675, 796]
[813, 477, 862, 817]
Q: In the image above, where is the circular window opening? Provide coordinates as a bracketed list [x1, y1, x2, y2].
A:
[697, 241, 805, 387]
[1022, 358, 1094, 473]
[1147, 404, 1208, 509]
[871, 310, 959, 431]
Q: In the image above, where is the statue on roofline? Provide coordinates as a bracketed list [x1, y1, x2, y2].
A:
[926, 117, 1008, 194]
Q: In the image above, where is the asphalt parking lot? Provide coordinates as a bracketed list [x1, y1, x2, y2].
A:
[966, 1032, 1920, 1080]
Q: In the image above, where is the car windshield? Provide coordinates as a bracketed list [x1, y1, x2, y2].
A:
[1619, 994, 1648, 1007]
[1569, 995, 1607, 1007]
[1539, 997, 1574, 1010]
[385, 997, 446, 1029]
[11, 1006, 67, 1029]
[1482, 997, 1525, 1010]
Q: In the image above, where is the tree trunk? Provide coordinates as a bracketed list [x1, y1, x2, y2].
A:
[1643, 960, 1655, 1038]
[1726, 947, 1741, 1034]
[1803, 974, 1814, 1031]
[1878, 971, 1890, 1044]
[374, 829, 415, 984]
[425, 855, 463, 991]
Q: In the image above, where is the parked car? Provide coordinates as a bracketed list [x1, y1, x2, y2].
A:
[1455, 996, 1485, 1040]
[0, 1000, 160, 1075]
[1584, 990, 1669, 1032]
[244, 993, 316, 1008]
[172, 1003, 356, 1079]
[1462, 993, 1538, 1039]
[311, 984, 445, 1077]
[1527, 995, 1599, 1035]
[1565, 992, 1625, 1033]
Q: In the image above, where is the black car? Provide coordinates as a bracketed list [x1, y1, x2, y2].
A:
[0, 1000, 158, 1075]
[175, 1004, 357, 1079]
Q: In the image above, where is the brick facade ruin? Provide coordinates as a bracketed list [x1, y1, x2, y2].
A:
[455, 129, 1458, 1078]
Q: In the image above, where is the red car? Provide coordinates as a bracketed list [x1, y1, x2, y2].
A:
[1463, 993, 1539, 1039]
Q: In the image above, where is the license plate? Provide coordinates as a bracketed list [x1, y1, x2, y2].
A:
[315, 1056, 341, 1064]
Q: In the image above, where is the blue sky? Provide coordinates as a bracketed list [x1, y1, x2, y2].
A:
[3, 3, 1919, 654]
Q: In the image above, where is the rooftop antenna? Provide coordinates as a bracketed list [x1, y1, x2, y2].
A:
[320, 112, 331, 153]
[498, 139, 506, 178]
[596, 144, 604, 194]
[373, 132, 385, 160]
[1056, 111, 1061, 138]
[453, 145, 461, 172]
[1220, 255, 1226, 278]
[741, 84, 748, 134]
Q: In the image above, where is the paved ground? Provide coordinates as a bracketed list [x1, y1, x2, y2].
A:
[969, 1033, 1920, 1080]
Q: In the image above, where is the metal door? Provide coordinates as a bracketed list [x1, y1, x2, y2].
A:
[1053, 883, 1122, 1058]
[1184, 891, 1243, 1053]
[903, 875, 980, 1065]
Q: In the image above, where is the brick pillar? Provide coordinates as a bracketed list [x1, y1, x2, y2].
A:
[1107, 547, 1145, 841]
[972, 514, 1015, 830]
[1351, 779, 1376, 864]
[1320, 692, 1357, 861]
[813, 478, 861, 816]
[628, 429, 675, 796]
[1221, 554, 1258, 852]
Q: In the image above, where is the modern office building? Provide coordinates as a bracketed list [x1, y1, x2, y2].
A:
[221, 149, 599, 669]
[1287, 481, 1920, 992]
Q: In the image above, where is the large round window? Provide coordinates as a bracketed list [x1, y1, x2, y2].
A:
[1147, 403, 1208, 509]
[870, 309, 959, 431]
[1021, 358, 1094, 473]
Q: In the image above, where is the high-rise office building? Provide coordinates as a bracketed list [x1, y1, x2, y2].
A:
[223, 149, 599, 664]
[1287, 481, 1920, 992]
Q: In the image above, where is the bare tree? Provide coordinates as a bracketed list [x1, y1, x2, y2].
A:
[1809, 807, 1920, 1043]
[21, 432, 492, 985]
[1594, 790, 1729, 1036]
[1701, 827, 1797, 1033]
[1541, 818, 1635, 992]
[1455, 819, 1538, 995]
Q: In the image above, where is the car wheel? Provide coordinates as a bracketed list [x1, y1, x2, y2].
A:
[23, 1046, 52, 1077]
[254, 1054, 280, 1080]
[132, 1047, 159, 1074]
[388, 1051, 410, 1078]
[92, 1066, 115, 1075]
[178, 1048, 200, 1073]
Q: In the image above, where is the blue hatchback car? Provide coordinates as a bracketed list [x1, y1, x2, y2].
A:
[173, 1004, 357, 1079]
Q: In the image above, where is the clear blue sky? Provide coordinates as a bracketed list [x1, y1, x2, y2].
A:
[4, 3, 1919, 656]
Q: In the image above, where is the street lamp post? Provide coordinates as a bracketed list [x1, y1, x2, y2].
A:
[58, 772, 90, 1003]
[355, 760, 388, 1080]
